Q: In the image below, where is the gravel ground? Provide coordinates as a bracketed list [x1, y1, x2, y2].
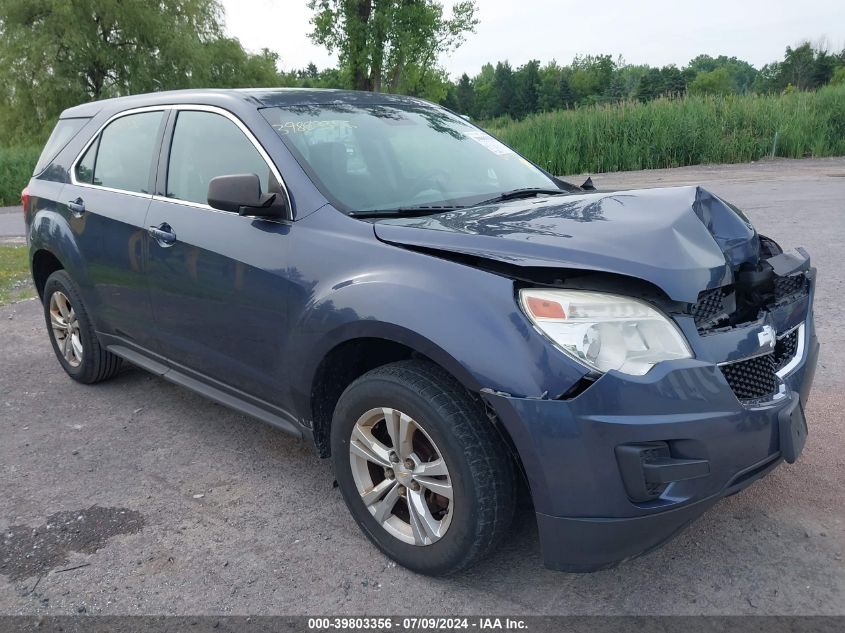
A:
[1, 157, 844, 616]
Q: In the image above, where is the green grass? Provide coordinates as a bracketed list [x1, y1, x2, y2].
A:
[484, 84, 845, 175]
[0, 245, 35, 305]
[0, 146, 40, 206]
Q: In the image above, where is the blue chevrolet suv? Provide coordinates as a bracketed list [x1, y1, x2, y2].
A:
[22, 89, 818, 575]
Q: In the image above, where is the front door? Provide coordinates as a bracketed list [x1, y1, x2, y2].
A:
[145, 108, 293, 406]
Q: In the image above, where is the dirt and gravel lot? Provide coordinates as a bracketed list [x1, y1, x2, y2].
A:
[1, 158, 844, 616]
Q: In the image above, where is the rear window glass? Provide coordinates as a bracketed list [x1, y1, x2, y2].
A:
[34, 118, 89, 174]
[81, 111, 164, 193]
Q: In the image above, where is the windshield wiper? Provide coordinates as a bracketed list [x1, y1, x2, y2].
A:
[348, 205, 465, 219]
[470, 188, 567, 208]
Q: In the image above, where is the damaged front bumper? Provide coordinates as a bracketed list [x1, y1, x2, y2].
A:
[482, 270, 819, 572]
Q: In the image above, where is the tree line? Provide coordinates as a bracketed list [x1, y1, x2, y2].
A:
[437, 43, 845, 120]
[277, 42, 845, 122]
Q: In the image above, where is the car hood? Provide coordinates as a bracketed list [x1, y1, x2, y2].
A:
[372, 186, 760, 303]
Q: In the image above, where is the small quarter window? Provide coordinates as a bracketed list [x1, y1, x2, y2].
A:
[167, 110, 276, 206]
[75, 136, 99, 184]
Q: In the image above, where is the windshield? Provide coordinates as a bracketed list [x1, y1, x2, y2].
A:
[261, 102, 556, 212]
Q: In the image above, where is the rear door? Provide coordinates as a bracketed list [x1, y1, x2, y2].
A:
[145, 106, 293, 406]
[63, 108, 167, 350]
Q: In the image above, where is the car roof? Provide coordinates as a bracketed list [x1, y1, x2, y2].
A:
[60, 88, 430, 118]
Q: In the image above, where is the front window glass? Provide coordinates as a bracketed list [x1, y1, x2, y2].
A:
[261, 102, 555, 212]
[167, 110, 276, 206]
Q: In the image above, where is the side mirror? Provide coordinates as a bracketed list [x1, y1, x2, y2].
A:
[207, 173, 285, 218]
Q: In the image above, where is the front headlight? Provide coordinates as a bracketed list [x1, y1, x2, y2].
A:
[519, 289, 692, 375]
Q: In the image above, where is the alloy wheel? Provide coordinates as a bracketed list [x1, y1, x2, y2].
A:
[349, 407, 454, 546]
[49, 291, 83, 368]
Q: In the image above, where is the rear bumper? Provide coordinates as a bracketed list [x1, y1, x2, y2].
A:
[483, 316, 819, 572]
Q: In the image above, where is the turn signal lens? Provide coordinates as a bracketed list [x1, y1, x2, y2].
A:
[525, 295, 566, 319]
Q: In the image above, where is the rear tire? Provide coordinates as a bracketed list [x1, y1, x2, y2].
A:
[42, 270, 121, 384]
[331, 359, 516, 576]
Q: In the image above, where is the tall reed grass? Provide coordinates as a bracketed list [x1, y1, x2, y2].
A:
[484, 84, 845, 175]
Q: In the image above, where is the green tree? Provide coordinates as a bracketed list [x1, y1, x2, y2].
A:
[295, 62, 322, 87]
[659, 65, 687, 96]
[635, 67, 664, 101]
[455, 73, 475, 115]
[193, 40, 281, 88]
[781, 43, 818, 90]
[687, 54, 756, 93]
[752, 62, 782, 93]
[0, 0, 279, 143]
[753, 43, 837, 92]
[606, 63, 648, 101]
[536, 61, 560, 111]
[492, 61, 515, 118]
[810, 49, 839, 87]
[688, 67, 734, 95]
[472, 62, 496, 119]
[569, 54, 615, 103]
[513, 59, 540, 118]
[308, 0, 478, 97]
[557, 74, 575, 109]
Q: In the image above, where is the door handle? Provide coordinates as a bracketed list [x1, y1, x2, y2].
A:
[148, 223, 177, 246]
[67, 198, 85, 217]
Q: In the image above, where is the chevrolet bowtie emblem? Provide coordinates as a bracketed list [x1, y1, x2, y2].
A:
[757, 325, 776, 351]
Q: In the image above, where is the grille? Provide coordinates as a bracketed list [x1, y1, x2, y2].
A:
[773, 328, 799, 372]
[720, 353, 778, 401]
[775, 274, 808, 301]
[692, 288, 725, 328]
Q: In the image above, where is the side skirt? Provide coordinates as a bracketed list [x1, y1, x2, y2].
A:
[100, 334, 305, 439]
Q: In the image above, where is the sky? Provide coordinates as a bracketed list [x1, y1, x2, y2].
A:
[220, 0, 845, 79]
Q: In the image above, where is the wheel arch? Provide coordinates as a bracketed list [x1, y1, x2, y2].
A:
[305, 325, 494, 460]
[31, 249, 65, 299]
[29, 208, 90, 299]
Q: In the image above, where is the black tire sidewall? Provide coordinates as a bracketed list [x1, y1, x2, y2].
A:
[42, 271, 99, 383]
[331, 373, 487, 576]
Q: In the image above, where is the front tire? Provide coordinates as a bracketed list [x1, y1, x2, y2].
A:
[331, 360, 516, 576]
[42, 270, 121, 384]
